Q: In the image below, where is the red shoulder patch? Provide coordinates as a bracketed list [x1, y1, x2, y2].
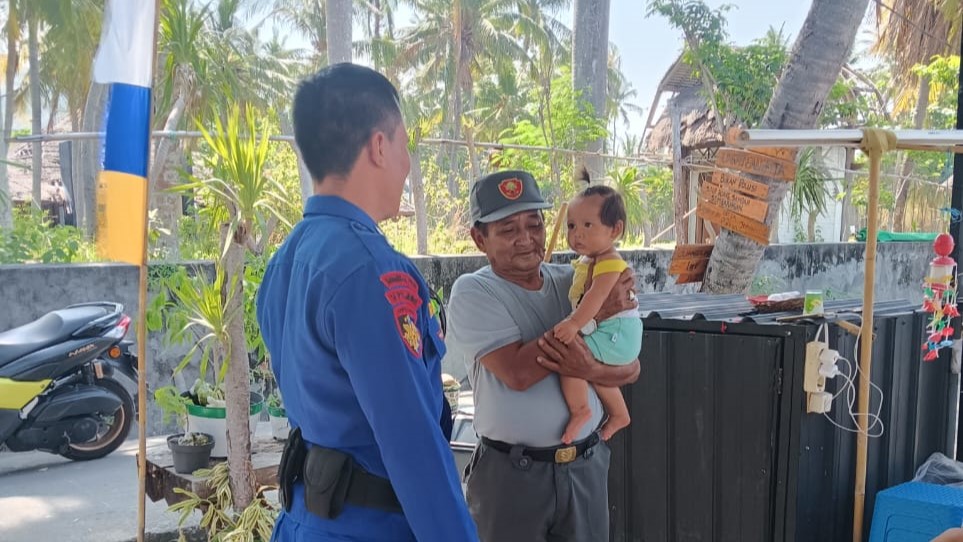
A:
[381, 271, 423, 356]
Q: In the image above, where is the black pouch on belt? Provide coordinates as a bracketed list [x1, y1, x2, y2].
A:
[303, 445, 353, 519]
[278, 427, 306, 512]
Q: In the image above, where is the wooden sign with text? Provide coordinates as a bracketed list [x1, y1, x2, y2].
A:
[701, 180, 769, 222]
[716, 148, 797, 181]
[668, 244, 714, 284]
[749, 147, 797, 162]
[711, 171, 769, 199]
[697, 199, 770, 245]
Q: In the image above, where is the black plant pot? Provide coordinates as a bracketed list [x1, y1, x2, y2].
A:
[167, 433, 215, 475]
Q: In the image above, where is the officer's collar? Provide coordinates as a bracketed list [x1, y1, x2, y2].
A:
[304, 195, 377, 231]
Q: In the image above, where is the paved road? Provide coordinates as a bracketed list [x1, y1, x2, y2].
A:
[0, 434, 193, 542]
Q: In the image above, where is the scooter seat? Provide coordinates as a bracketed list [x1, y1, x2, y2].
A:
[0, 306, 111, 367]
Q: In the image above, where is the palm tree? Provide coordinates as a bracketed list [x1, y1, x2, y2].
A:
[0, 0, 24, 229]
[274, 0, 327, 67]
[399, 0, 524, 195]
[572, 0, 610, 178]
[181, 105, 290, 509]
[701, 0, 871, 293]
[873, 0, 961, 231]
[326, 0, 352, 63]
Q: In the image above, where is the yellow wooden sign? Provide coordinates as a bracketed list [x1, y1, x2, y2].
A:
[670, 244, 714, 260]
[668, 244, 713, 283]
[675, 273, 706, 285]
[668, 257, 709, 276]
[701, 180, 769, 222]
[716, 148, 797, 181]
[697, 199, 771, 245]
[750, 147, 797, 162]
[711, 171, 770, 199]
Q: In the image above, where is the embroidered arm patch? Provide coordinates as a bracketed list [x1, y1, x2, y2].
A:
[381, 271, 424, 356]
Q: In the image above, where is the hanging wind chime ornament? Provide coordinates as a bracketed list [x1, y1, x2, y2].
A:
[922, 233, 959, 361]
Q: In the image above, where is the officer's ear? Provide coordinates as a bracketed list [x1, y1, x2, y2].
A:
[368, 130, 389, 168]
[470, 226, 487, 253]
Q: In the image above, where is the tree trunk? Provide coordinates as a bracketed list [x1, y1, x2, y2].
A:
[46, 90, 61, 134]
[702, 0, 870, 294]
[572, 0, 610, 179]
[410, 145, 428, 255]
[325, 0, 352, 64]
[150, 69, 190, 193]
[280, 114, 313, 206]
[892, 75, 930, 232]
[75, 82, 109, 236]
[670, 103, 687, 244]
[0, 11, 17, 229]
[222, 225, 256, 509]
[807, 211, 817, 242]
[29, 16, 42, 210]
[151, 149, 183, 260]
[840, 147, 856, 241]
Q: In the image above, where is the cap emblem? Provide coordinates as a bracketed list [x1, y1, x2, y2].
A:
[498, 178, 523, 200]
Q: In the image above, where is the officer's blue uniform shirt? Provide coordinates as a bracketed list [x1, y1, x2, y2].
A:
[256, 195, 478, 541]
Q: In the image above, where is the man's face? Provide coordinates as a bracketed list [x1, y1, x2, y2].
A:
[473, 211, 546, 273]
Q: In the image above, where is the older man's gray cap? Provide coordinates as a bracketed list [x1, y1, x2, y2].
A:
[470, 170, 552, 224]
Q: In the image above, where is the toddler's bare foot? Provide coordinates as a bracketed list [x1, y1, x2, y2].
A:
[561, 406, 593, 445]
[599, 412, 630, 441]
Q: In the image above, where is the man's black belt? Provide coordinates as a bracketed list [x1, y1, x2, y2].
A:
[279, 427, 401, 518]
[481, 432, 600, 464]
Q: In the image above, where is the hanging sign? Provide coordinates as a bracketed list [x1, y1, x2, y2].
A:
[701, 180, 769, 222]
[668, 244, 714, 284]
[748, 147, 797, 162]
[711, 171, 770, 199]
[716, 148, 797, 181]
[697, 199, 770, 245]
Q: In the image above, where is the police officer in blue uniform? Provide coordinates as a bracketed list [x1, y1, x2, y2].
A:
[256, 64, 478, 542]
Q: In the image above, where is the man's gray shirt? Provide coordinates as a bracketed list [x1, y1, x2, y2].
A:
[444, 263, 603, 447]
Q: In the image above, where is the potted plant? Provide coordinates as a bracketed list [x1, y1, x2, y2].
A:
[184, 380, 263, 458]
[167, 432, 215, 474]
[266, 390, 289, 441]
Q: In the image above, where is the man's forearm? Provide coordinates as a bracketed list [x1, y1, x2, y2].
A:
[587, 359, 640, 387]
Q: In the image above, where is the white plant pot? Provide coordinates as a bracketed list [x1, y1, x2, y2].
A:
[186, 392, 263, 458]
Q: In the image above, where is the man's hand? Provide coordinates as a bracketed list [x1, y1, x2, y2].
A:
[537, 331, 641, 387]
[595, 268, 638, 322]
[536, 331, 599, 380]
[553, 319, 580, 344]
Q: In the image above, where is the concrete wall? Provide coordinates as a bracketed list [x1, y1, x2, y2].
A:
[413, 242, 931, 301]
[1, 242, 931, 435]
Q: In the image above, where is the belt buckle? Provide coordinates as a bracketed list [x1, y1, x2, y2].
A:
[554, 445, 577, 464]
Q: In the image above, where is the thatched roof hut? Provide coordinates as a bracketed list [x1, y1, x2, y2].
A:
[7, 138, 70, 206]
[642, 54, 723, 154]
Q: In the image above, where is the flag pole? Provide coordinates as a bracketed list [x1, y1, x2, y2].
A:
[137, 2, 162, 541]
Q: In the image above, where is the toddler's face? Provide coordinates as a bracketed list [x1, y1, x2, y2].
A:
[566, 195, 620, 257]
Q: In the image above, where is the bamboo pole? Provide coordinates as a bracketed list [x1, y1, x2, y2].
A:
[138, 1, 162, 540]
[852, 131, 889, 542]
[544, 203, 568, 262]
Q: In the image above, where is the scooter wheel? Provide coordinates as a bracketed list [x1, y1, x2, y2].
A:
[60, 380, 134, 461]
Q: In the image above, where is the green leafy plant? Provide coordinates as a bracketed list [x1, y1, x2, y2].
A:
[154, 385, 193, 429]
[0, 207, 97, 264]
[168, 462, 278, 542]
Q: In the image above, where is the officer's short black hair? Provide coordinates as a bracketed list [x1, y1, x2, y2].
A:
[293, 63, 402, 184]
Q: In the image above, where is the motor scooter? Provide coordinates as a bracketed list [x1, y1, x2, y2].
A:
[0, 302, 138, 460]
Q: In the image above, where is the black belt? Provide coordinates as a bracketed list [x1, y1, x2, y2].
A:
[343, 466, 401, 513]
[278, 427, 401, 517]
[481, 432, 601, 464]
